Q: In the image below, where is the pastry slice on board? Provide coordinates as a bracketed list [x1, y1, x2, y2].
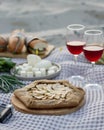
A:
[11, 94, 85, 115]
[13, 80, 85, 109]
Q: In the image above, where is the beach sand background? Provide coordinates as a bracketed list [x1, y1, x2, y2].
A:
[0, 0, 104, 46]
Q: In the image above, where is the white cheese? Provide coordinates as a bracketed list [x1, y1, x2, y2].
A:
[27, 71, 33, 77]
[18, 65, 23, 70]
[40, 68, 46, 76]
[16, 66, 23, 74]
[49, 66, 58, 72]
[47, 70, 55, 75]
[26, 66, 33, 71]
[27, 54, 41, 67]
[34, 71, 42, 77]
[32, 67, 39, 72]
[35, 60, 52, 69]
[15, 66, 19, 70]
[20, 71, 27, 77]
[22, 63, 29, 67]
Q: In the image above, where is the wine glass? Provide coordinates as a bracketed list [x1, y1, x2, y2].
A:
[83, 29, 104, 89]
[66, 24, 85, 81]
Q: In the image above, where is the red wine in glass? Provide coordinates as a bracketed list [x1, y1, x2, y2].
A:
[66, 24, 85, 81]
[66, 41, 85, 55]
[83, 29, 104, 89]
[83, 45, 103, 62]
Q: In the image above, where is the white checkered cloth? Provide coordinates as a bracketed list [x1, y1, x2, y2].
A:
[0, 46, 104, 130]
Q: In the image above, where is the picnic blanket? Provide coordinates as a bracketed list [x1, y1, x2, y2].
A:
[0, 46, 104, 130]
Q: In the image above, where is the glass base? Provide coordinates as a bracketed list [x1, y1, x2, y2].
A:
[68, 75, 85, 88]
[84, 83, 102, 89]
[69, 75, 84, 81]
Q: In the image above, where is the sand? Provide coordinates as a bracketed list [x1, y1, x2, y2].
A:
[0, 0, 104, 46]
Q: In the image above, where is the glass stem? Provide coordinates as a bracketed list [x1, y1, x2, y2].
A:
[74, 55, 78, 64]
[91, 62, 95, 80]
[91, 62, 95, 68]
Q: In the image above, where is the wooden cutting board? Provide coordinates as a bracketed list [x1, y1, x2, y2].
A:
[0, 44, 55, 59]
[11, 95, 85, 115]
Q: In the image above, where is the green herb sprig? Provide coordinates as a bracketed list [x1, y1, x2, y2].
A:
[96, 53, 104, 65]
[0, 74, 24, 93]
[0, 57, 16, 72]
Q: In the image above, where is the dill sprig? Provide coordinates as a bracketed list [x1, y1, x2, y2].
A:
[0, 74, 24, 93]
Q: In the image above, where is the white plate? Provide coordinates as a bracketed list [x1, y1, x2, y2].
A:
[10, 63, 61, 81]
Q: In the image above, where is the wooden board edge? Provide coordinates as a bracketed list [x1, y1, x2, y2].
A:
[0, 44, 55, 59]
[11, 95, 85, 115]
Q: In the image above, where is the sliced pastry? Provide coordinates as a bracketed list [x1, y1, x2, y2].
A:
[14, 80, 85, 109]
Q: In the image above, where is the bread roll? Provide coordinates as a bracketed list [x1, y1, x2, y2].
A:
[26, 36, 48, 55]
[0, 36, 8, 52]
[8, 31, 26, 54]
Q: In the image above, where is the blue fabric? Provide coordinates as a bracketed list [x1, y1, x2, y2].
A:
[0, 46, 104, 130]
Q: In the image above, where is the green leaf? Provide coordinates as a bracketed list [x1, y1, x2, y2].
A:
[0, 57, 16, 72]
[96, 53, 104, 65]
